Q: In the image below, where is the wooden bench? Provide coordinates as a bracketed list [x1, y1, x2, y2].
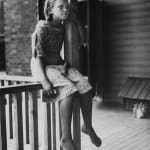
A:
[118, 77, 150, 112]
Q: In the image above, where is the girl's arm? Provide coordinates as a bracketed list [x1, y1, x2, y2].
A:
[31, 56, 53, 92]
[31, 22, 56, 96]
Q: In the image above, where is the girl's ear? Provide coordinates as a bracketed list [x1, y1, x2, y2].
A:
[47, 12, 53, 21]
[48, 7, 52, 14]
[48, 11, 52, 16]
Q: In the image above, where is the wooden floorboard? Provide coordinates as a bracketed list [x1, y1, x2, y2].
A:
[7, 100, 150, 150]
[81, 101, 150, 150]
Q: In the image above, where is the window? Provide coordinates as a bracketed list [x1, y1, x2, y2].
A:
[38, 0, 45, 20]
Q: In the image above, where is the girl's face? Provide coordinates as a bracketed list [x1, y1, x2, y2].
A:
[51, 0, 70, 21]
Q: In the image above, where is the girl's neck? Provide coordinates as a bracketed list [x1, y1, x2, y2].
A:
[51, 19, 63, 29]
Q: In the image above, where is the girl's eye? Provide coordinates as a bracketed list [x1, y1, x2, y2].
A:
[58, 5, 63, 9]
[58, 4, 69, 10]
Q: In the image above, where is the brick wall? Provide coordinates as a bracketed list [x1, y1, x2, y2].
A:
[3, 0, 37, 75]
[0, 1, 4, 33]
[0, 1, 5, 70]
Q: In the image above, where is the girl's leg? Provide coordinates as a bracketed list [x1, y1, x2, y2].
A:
[60, 94, 77, 150]
[80, 90, 102, 147]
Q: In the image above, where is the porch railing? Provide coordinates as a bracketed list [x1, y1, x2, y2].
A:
[0, 75, 81, 150]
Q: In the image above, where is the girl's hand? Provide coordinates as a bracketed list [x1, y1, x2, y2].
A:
[64, 62, 70, 75]
[41, 79, 57, 97]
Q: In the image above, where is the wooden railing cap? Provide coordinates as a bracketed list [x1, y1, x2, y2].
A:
[0, 83, 42, 95]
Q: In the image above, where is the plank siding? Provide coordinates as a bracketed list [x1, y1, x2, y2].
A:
[103, 0, 150, 103]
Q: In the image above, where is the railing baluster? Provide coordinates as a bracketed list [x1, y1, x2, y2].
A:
[73, 95, 81, 150]
[8, 81, 14, 139]
[0, 76, 81, 150]
[52, 103, 56, 150]
[55, 102, 61, 150]
[0, 95, 7, 150]
[58, 103, 63, 150]
[3, 80, 14, 144]
[0, 80, 4, 86]
[13, 93, 24, 150]
[9, 95, 14, 139]
[28, 91, 39, 150]
[25, 92, 29, 144]
[43, 102, 52, 150]
[5, 91, 14, 140]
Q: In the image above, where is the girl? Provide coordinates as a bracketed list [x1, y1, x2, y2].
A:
[31, 0, 101, 149]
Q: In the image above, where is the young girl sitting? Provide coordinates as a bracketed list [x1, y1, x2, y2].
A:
[31, 0, 101, 149]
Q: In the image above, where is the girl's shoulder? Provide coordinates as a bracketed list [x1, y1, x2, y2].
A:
[35, 20, 64, 35]
[36, 20, 50, 29]
[35, 20, 53, 35]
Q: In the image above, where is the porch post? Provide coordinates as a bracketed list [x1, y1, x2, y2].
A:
[64, 1, 84, 150]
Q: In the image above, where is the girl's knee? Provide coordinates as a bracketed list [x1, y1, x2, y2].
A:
[67, 92, 78, 99]
[60, 137, 76, 150]
[81, 89, 93, 97]
[61, 137, 72, 143]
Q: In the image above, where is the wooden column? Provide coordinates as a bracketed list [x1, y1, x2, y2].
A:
[64, 1, 82, 150]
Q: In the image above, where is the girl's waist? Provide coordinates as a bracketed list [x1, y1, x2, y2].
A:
[46, 61, 67, 69]
[46, 64, 66, 74]
[44, 57, 65, 66]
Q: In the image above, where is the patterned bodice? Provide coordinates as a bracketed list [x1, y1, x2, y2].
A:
[34, 20, 64, 65]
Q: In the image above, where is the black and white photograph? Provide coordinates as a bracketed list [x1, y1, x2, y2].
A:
[0, 0, 150, 150]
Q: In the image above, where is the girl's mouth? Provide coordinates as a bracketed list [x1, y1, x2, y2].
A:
[62, 14, 68, 19]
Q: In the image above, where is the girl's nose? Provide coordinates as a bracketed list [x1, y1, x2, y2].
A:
[63, 7, 68, 11]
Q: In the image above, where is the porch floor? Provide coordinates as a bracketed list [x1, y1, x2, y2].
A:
[81, 101, 150, 150]
[7, 100, 150, 150]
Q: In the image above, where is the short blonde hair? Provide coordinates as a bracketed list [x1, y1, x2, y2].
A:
[44, 0, 70, 21]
